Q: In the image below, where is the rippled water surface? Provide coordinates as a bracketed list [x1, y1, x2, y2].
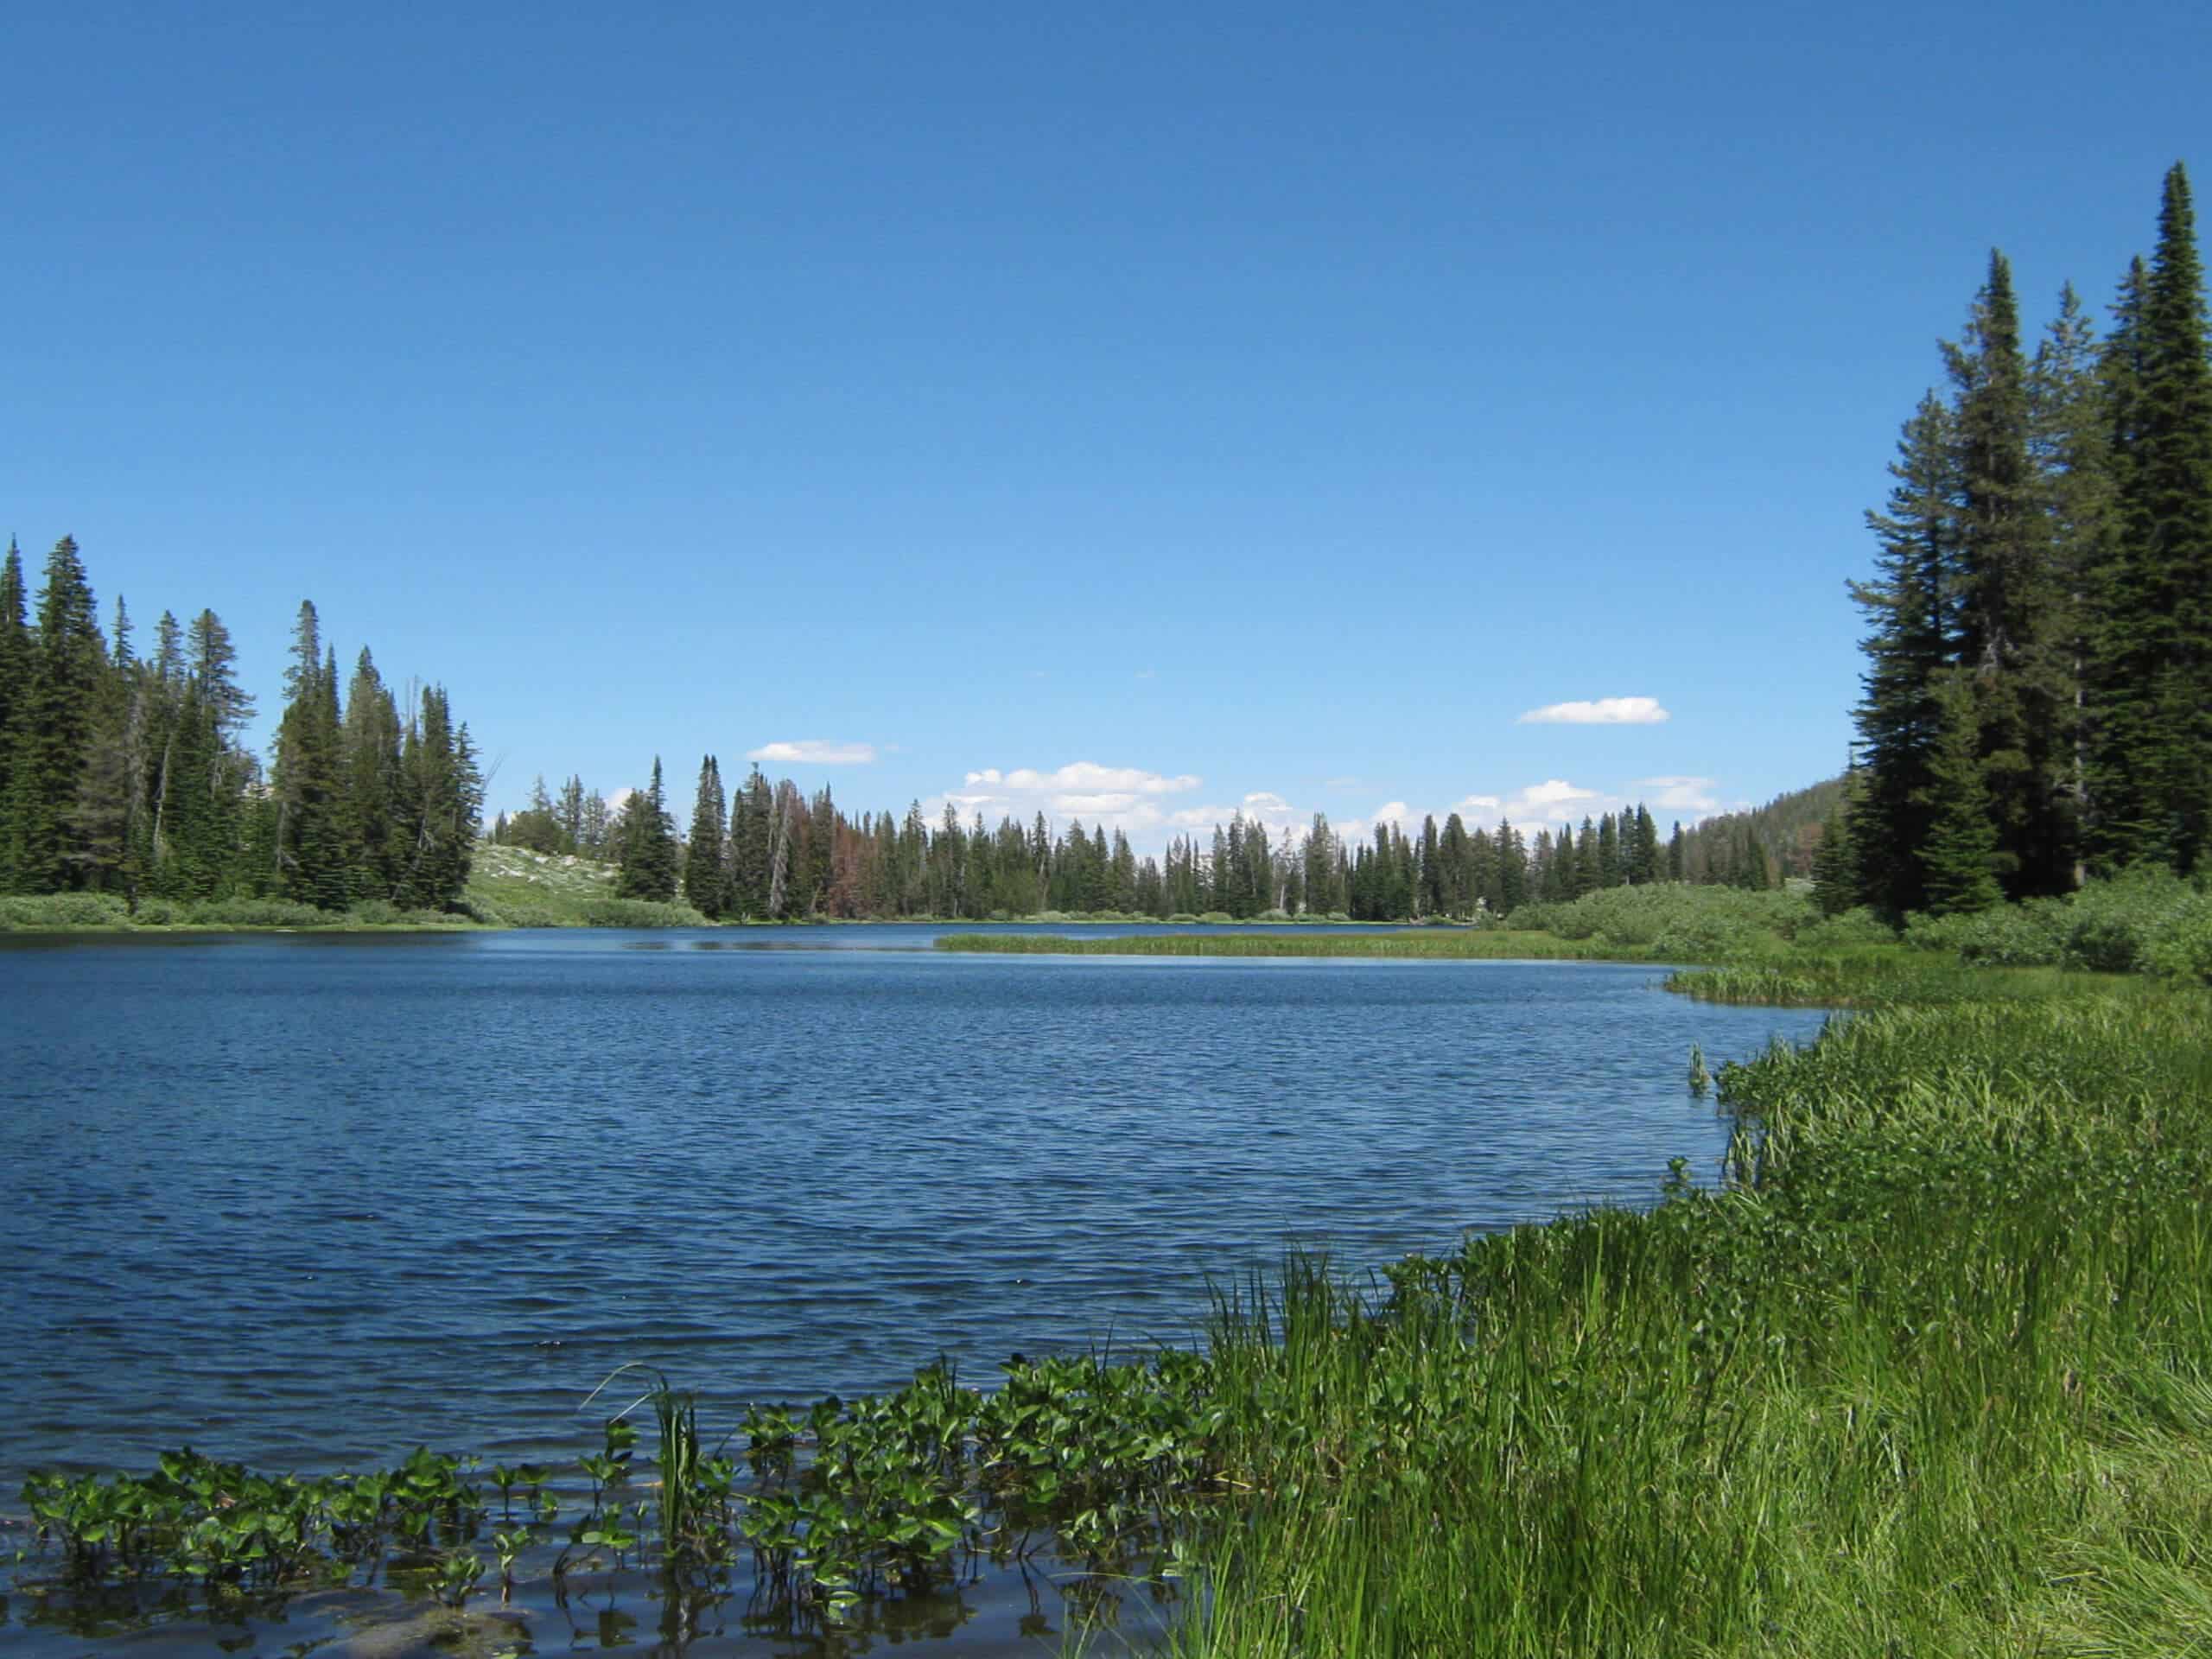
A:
[0, 928, 1827, 1655]
[1, 929, 1825, 1478]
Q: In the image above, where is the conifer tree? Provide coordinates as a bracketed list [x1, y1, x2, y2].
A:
[1630, 804, 1660, 884]
[615, 758, 680, 902]
[0, 541, 29, 864]
[1849, 394, 1959, 916]
[1920, 673, 2005, 913]
[390, 685, 480, 909]
[684, 754, 728, 918]
[5, 537, 107, 891]
[271, 603, 350, 907]
[2102, 162, 2212, 870]
[341, 650, 403, 899]
[1947, 251, 2072, 896]
[2026, 282, 2114, 885]
[187, 610, 254, 741]
[1809, 802, 1857, 917]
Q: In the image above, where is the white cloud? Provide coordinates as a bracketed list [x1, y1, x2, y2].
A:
[748, 739, 879, 765]
[965, 762, 1201, 796]
[1517, 696, 1670, 726]
[931, 760, 1211, 850]
[1433, 779, 1604, 828]
[1517, 779, 1600, 810]
[1634, 775, 1720, 811]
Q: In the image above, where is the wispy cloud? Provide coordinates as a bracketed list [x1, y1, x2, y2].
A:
[1634, 775, 1719, 811]
[1517, 696, 1670, 726]
[935, 766, 1334, 853]
[747, 739, 879, 765]
[964, 762, 1200, 797]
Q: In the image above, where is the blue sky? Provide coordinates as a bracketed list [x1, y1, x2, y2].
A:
[4, 3, 2206, 852]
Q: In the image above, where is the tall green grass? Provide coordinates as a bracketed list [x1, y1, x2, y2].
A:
[1169, 982, 2212, 1656]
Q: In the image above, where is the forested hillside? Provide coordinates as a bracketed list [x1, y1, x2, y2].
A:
[1672, 778, 1849, 889]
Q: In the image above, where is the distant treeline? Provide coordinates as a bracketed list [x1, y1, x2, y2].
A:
[1834, 162, 2212, 916]
[0, 537, 480, 911]
[493, 761, 1775, 922]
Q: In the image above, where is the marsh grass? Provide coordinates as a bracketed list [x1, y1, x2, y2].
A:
[1166, 982, 2212, 1657]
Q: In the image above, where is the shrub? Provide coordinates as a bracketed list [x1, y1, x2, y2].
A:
[0, 892, 134, 929]
[1508, 885, 1815, 952]
[2055, 867, 2205, 974]
[180, 896, 334, 928]
[1790, 906, 1896, 951]
[1904, 903, 2063, 967]
[578, 896, 709, 928]
[1649, 912, 1766, 962]
[2144, 910, 2212, 984]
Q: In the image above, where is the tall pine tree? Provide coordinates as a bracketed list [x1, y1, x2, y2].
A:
[5, 537, 107, 892]
[1849, 394, 1959, 916]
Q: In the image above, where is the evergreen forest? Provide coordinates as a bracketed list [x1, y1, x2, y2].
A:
[0, 540, 480, 914]
[495, 759, 1699, 922]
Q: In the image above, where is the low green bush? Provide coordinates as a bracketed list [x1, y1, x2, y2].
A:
[2144, 910, 2212, 984]
[1507, 883, 1815, 954]
[1903, 869, 2212, 978]
[1904, 903, 2063, 966]
[1789, 906, 1897, 950]
[0, 892, 134, 929]
[178, 896, 334, 928]
[577, 896, 709, 928]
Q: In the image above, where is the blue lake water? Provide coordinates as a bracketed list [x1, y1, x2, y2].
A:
[0, 928, 1828, 1653]
[0, 928, 1825, 1477]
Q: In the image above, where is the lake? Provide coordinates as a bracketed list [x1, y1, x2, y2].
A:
[0, 928, 1828, 1652]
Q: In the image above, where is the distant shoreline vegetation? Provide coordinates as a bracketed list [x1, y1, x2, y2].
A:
[10, 869, 2207, 997]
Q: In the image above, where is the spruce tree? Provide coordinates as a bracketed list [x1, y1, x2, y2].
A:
[1849, 393, 1959, 916]
[391, 686, 480, 909]
[1809, 803, 1857, 917]
[2026, 282, 2115, 887]
[2108, 162, 2212, 871]
[271, 605, 350, 908]
[683, 754, 728, 917]
[615, 758, 680, 902]
[5, 537, 106, 891]
[341, 649, 403, 899]
[0, 541, 29, 866]
[1630, 804, 1660, 884]
[1947, 251, 2072, 896]
[1920, 673, 2005, 913]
